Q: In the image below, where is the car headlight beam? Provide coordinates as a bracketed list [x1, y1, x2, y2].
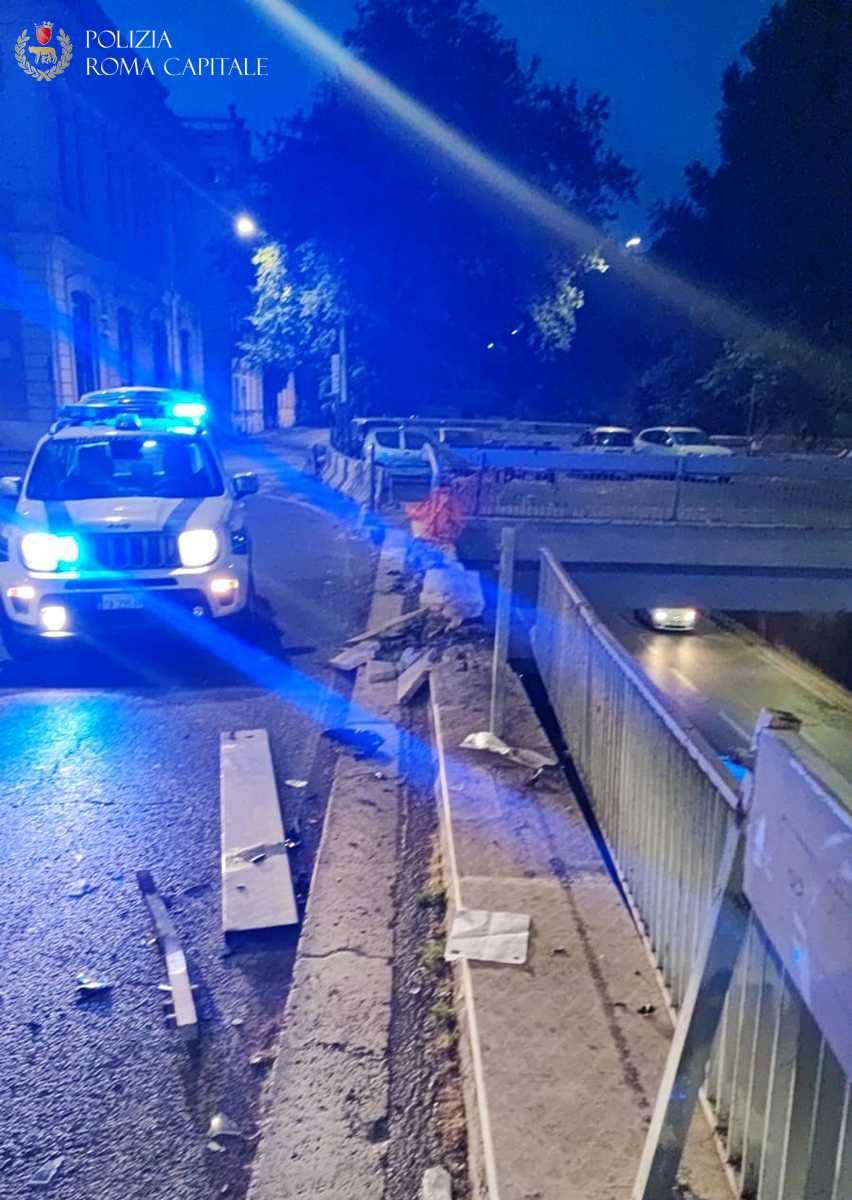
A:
[178, 528, 219, 568]
[21, 532, 79, 572]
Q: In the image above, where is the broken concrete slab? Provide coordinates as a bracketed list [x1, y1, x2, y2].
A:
[366, 660, 397, 683]
[396, 651, 433, 705]
[329, 641, 380, 672]
[219, 730, 298, 933]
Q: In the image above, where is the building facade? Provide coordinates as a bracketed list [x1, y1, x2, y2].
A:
[0, 3, 247, 452]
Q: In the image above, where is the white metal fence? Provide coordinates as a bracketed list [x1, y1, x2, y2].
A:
[533, 550, 851, 1199]
[444, 456, 852, 528]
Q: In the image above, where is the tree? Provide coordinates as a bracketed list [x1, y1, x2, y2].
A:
[243, 241, 343, 372]
[249, 0, 635, 416]
[643, 0, 852, 433]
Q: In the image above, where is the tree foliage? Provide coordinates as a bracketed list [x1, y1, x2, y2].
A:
[642, 0, 852, 434]
[248, 0, 634, 413]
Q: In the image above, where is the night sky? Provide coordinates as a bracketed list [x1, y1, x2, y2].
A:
[103, 0, 774, 230]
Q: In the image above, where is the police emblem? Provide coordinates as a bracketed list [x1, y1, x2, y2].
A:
[16, 20, 73, 80]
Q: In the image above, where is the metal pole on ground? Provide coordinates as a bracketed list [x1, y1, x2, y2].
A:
[489, 526, 516, 737]
[368, 442, 377, 512]
[631, 822, 748, 1200]
[671, 455, 685, 521]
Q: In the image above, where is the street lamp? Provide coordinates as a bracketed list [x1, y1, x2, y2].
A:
[234, 213, 259, 239]
[624, 235, 642, 250]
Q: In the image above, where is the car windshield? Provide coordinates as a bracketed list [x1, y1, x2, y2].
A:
[672, 430, 710, 446]
[373, 430, 402, 448]
[26, 435, 224, 500]
[403, 431, 433, 449]
[596, 431, 633, 447]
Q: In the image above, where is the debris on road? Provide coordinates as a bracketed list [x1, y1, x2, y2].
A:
[329, 641, 380, 672]
[249, 1051, 276, 1070]
[284, 779, 308, 789]
[137, 870, 198, 1041]
[445, 909, 531, 965]
[346, 606, 429, 646]
[637, 1004, 657, 1016]
[422, 1165, 453, 1200]
[459, 730, 556, 772]
[367, 660, 397, 683]
[220, 730, 299, 933]
[397, 651, 433, 705]
[28, 1156, 64, 1188]
[421, 564, 485, 623]
[322, 726, 385, 759]
[67, 880, 98, 898]
[207, 1112, 245, 1141]
[75, 974, 112, 999]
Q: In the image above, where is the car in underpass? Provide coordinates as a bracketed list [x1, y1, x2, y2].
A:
[635, 606, 698, 632]
[0, 387, 258, 657]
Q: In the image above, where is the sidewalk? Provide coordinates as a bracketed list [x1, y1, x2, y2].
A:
[246, 527, 731, 1199]
[430, 648, 730, 1200]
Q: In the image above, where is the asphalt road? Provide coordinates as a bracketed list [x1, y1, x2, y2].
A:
[0, 437, 375, 1200]
[603, 611, 852, 782]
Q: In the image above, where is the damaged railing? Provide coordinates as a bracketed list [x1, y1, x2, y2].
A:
[533, 550, 851, 1199]
[444, 454, 852, 527]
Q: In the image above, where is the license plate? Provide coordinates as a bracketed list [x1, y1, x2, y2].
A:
[98, 593, 144, 612]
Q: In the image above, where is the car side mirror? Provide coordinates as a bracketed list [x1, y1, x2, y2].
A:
[0, 476, 22, 499]
[233, 472, 259, 498]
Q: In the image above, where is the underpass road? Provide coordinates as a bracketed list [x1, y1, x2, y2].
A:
[605, 611, 852, 780]
[0, 443, 375, 1200]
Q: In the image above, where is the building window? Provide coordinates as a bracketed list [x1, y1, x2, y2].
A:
[179, 330, 192, 390]
[152, 319, 169, 385]
[117, 308, 134, 384]
[71, 291, 97, 396]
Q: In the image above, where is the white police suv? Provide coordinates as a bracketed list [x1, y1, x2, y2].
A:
[0, 387, 258, 656]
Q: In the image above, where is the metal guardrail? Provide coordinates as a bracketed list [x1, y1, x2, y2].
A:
[533, 550, 851, 1199]
[318, 445, 387, 510]
[444, 458, 852, 528]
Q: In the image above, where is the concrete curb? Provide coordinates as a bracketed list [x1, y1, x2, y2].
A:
[248, 531, 407, 1199]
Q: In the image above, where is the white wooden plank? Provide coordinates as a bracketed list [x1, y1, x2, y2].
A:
[220, 729, 298, 932]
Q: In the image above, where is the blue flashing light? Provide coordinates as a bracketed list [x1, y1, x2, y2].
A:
[170, 401, 207, 422]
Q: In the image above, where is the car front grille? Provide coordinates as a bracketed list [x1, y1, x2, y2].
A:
[88, 532, 179, 571]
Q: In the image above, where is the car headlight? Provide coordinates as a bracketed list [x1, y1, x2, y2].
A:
[178, 528, 219, 568]
[21, 532, 79, 572]
[651, 608, 670, 626]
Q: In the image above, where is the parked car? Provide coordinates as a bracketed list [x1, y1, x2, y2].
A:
[575, 426, 635, 452]
[361, 425, 437, 475]
[635, 607, 698, 632]
[634, 427, 734, 456]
